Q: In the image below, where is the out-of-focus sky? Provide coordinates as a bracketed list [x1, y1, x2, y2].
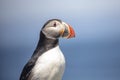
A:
[0, 0, 120, 80]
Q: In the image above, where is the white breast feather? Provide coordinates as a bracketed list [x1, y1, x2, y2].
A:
[29, 46, 65, 80]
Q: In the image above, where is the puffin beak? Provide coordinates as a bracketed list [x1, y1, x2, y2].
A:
[60, 22, 75, 39]
[67, 25, 75, 38]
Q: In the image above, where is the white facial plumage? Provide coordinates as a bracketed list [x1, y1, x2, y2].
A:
[42, 20, 65, 39]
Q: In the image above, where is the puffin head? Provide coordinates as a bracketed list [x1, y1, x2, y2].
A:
[41, 19, 75, 39]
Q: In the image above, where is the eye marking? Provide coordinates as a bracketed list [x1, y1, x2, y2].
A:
[53, 22, 57, 27]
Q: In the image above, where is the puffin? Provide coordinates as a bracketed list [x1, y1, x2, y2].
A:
[20, 19, 75, 80]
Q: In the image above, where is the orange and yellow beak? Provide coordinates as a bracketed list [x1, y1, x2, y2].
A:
[67, 25, 75, 38]
[60, 22, 75, 39]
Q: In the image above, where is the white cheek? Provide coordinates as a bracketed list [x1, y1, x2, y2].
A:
[42, 25, 64, 39]
[42, 27, 58, 39]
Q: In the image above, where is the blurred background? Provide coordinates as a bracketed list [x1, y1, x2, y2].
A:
[0, 0, 120, 80]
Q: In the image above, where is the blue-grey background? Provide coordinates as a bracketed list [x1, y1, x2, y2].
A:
[0, 0, 120, 80]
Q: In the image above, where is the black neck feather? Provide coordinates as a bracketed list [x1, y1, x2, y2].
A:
[32, 31, 59, 56]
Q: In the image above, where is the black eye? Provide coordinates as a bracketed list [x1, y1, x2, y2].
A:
[53, 22, 56, 27]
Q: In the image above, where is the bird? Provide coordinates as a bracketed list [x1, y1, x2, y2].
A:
[20, 19, 75, 80]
